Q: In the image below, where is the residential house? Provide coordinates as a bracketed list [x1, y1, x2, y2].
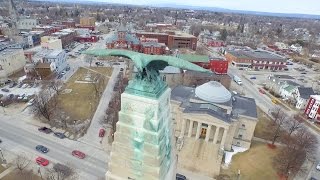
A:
[294, 87, 315, 109]
[304, 95, 320, 122]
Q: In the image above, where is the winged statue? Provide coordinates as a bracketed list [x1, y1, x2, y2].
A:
[83, 49, 211, 98]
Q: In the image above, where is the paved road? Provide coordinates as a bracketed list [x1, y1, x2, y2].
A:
[0, 113, 108, 179]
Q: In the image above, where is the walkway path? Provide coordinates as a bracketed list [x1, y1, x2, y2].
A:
[0, 166, 15, 179]
[79, 65, 120, 148]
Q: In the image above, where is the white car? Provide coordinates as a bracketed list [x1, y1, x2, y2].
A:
[316, 163, 320, 170]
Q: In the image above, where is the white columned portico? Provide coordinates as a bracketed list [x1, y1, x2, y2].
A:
[188, 120, 193, 137]
[180, 119, 186, 138]
[205, 125, 212, 142]
[220, 128, 228, 149]
[195, 122, 202, 139]
[213, 126, 219, 144]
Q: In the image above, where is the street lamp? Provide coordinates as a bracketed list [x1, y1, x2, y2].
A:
[0, 148, 6, 164]
[38, 165, 43, 179]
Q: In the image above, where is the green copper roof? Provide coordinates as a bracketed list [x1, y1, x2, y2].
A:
[283, 85, 296, 92]
[82, 49, 211, 73]
[178, 54, 209, 63]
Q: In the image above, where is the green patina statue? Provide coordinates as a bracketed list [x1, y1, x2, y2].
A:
[83, 49, 211, 98]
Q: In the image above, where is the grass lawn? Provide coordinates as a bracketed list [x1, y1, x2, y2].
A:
[220, 141, 279, 180]
[2, 170, 42, 180]
[57, 67, 112, 121]
[0, 165, 6, 173]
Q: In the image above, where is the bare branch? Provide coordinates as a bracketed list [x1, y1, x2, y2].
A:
[14, 153, 31, 172]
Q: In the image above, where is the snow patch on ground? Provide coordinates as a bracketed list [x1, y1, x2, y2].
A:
[224, 145, 248, 167]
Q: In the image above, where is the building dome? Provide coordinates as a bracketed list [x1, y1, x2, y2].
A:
[195, 81, 231, 103]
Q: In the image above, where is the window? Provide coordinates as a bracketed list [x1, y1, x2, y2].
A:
[238, 134, 243, 139]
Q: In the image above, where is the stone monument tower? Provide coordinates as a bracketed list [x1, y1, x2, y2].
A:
[83, 49, 210, 180]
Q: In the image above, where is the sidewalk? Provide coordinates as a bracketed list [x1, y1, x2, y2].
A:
[0, 166, 15, 179]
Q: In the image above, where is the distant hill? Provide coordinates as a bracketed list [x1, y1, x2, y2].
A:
[31, 0, 320, 20]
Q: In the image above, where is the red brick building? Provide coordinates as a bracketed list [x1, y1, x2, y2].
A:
[225, 50, 287, 70]
[136, 31, 197, 50]
[208, 40, 225, 47]
[304, 95, 320, 122]
[178, 54, 228, 74]
[62, 21, 76, 28]
[76, 35, 98, 43]
[106, 25, 167, 54]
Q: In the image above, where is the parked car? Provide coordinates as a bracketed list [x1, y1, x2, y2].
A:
[310, 177, 318, 180]
[113, 63, 120, 65]
[272, 98, 279, 104]
[54, 132, 66, 139]
[316, 163, 320, 170]
[1, 88, 9, 92]
[259, 89, 266, 94]
[0, 139, 2, 143]
[72, 150, 86, 159]
[238, 68, 244, 70]
[176, 173, 187, 180]
[99, 128, 105, 137]
[27, 98, 35, 106]
[120, 68, 124, 71]
[9, 82, 17, 88]
[36, 157, 49, 166]
[301, 72, 307, 74]
[22, 84, 28, 88]
[95, 62, 104, 66]
[36, 145, 49, 153]
[65, 66, 71, 71]
[38, 127, 53, 134]
[57, 74, 63, 79]
[60, 71, 66, 75]
[250, 76, 257, 80]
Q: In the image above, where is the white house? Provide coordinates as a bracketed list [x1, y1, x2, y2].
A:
[290, 44, 303, 54]
[294, 87, 315, 110]
[43, 50, 67, 73]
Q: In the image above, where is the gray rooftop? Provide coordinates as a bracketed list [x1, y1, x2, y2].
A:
[297, 87, 315, 99]
[231, 95, 258, 119]
[45, 50, 64, 58]
[228, 50, 286, 62]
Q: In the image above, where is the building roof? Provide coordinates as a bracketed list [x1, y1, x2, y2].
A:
[228, 50, 286, 62]
[283, 85, 296, 92]
[179, 54, 209, 63]
[232, 95, 257, 118]
[297, 87, 315, 99]
[183, 102, 231, 123]
[45, 50, 64, 58]
[195, 81, 231, 103]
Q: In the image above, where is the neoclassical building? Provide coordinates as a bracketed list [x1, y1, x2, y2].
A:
[170, 81, 257, 177]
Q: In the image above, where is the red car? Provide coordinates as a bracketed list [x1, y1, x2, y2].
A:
[72, 150, 86, 159]
[99, 128, 105, 137]
[259, 89, 266, 94]
[36, 157, 49, 166]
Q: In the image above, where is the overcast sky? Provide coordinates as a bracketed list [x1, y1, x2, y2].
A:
[81, 0, 320, 15]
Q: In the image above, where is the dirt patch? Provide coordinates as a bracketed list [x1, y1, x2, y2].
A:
[1, 169, 42, 180]
[220, 141, 279, 180]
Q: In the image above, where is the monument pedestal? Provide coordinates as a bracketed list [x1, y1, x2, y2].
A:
[106, 88, 176, 180]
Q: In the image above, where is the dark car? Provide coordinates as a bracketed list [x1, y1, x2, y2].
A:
[176, 173, 186, 180]
[57, 74, 63, 79]
[250, 76, 257, 80]
[65, 66, 71, 71]
[0, 139, 2, 143]
[9, 82, 17, 88]
[120, 68, 124, 71]
[38, 127, 53, 134]
[53, 132, 66, 139]
[18, 83, 23, 88]
[1, 89, 9, 92]
[301, 72, 307, 74]
[36, 145, 49, 153]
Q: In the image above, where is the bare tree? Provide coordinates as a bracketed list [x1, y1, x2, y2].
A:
[49, 80, 64, 95]
[14, 153, 31, 172]
[47, 163, 77, 180]
[287, 115, 303, 136]
[31, 90, 58, 121]
[269, 107, 287, 145]
[91, 74, 106, 98]
[274, 128, 317, 178]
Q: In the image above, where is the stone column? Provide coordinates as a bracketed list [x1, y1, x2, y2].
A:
[187, 120, 193, 137]
[179, 119, 186, 138]
[205, 125, 212, 142]
[213, 126, 219, 144]
[195, 122, 202, 139]
[220, 128, 228, 149]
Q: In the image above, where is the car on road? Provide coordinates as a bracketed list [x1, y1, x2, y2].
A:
[250, 76, 257, 80]
[36, 157, 49, 166]
[1, 88, 9, 92]
[72, 150, 86, 159]
[53, 132, 66, 139]
[301, 72, 307, 74]
[99, 128, 105, 137]
[259, 89, 266, 94]
[272, 98, 279, 104]
[176, 173, 187, 180]
[38, 127, 53, 134]
[36, 145, 49, 153]
[316, 162, 320, 170]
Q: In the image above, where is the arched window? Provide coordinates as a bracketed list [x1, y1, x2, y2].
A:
[162, 75, 166, 81]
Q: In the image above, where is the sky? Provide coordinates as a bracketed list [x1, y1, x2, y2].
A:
[76, 0, 320, 15]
